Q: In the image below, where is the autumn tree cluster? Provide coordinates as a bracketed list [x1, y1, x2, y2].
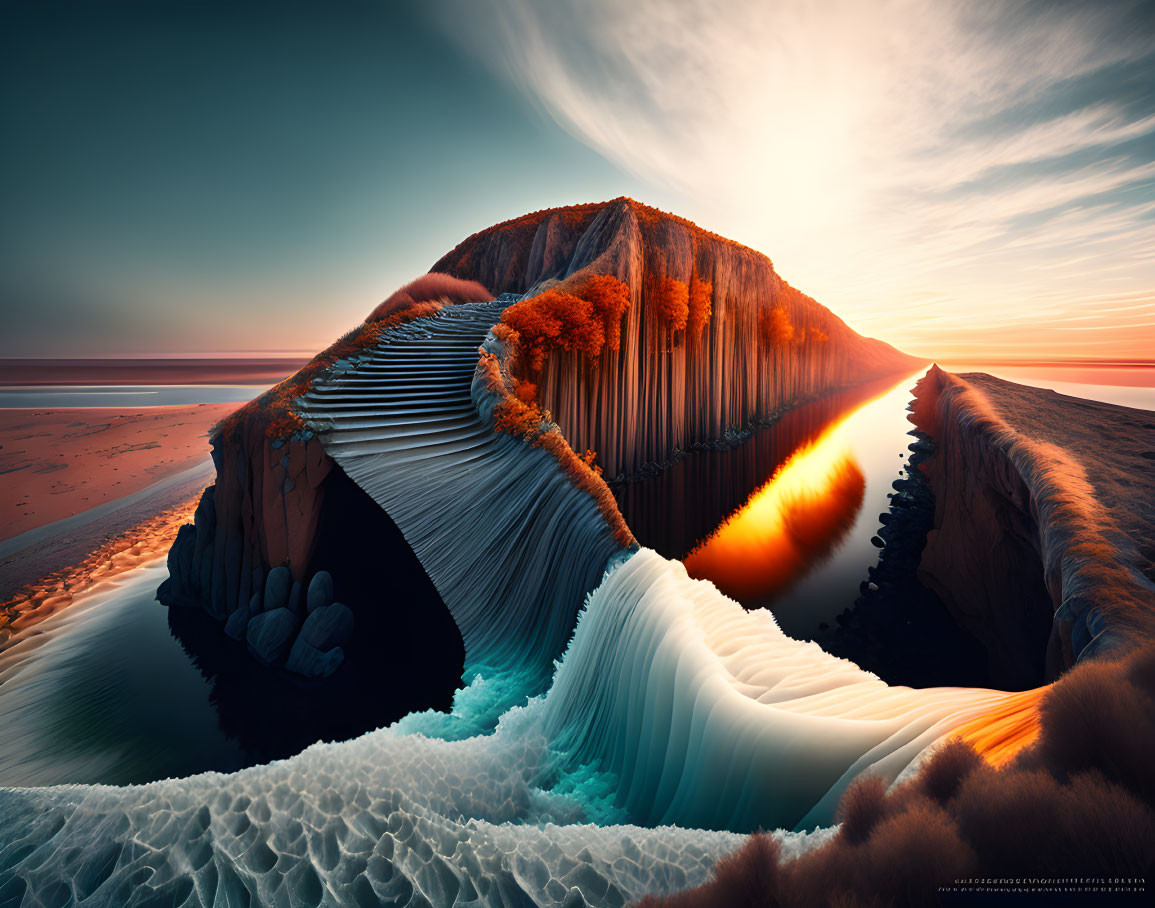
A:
[653, 277, 690, 332]
[500, 274, 631, 371]
[687, 274, 713, 340]
[759, 304, 796, 348]
[652, 272, 714, 340]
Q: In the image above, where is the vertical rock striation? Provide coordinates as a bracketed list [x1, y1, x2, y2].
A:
[163, 199, 922, 682]
[434, 198, 922, 479]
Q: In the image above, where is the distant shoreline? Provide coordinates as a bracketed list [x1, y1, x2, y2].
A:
[0, 356, 307, 386]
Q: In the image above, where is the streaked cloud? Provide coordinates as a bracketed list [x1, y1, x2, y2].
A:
[444, 0, 1155, 359]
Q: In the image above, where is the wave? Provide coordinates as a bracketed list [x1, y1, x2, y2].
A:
[0, 542, 1037, 904]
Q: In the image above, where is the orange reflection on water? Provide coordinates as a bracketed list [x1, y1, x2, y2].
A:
[683, 419, 866, 602]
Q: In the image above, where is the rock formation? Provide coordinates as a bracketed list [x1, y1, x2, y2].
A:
[910, 366, 1155, 684]
[434, 197, 922, 479]
[161, 199, 922, 683]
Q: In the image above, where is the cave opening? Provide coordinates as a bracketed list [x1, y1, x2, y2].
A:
[168, 464, 464, 765]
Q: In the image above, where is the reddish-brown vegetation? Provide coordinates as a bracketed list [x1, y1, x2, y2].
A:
[217, 298, 444, 442]
[500, 274, 631, 371]
[435, 195, 922, 479]
[687, 274, 713, 340]
[759, 305, 796, 348]
[479, 349, 634, 547]
[493, 391, 547, 440]
[367, 273, 491, 322]
[654, 276, 690, 332]
[638, 648, 1155, 907]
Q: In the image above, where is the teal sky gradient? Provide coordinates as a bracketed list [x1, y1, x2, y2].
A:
[3, 0, 1154, 360]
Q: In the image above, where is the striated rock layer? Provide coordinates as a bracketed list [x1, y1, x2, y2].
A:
[434, 198, 922, 479]
[911, 366, 1155, 685]
[296, 300, 627, 697]
[162, 199, 921, 681]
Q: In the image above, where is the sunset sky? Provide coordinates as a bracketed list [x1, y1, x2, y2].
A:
[3, 0, 1153, 360]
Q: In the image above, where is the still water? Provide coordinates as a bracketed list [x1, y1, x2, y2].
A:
[0, 385, 260, 408]
[614, 370, 926, 637]
[0, 565, 246, 787]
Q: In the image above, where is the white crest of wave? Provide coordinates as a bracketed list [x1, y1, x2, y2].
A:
[0, 547, 1025, 904]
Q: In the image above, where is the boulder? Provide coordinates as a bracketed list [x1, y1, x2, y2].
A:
[299, 602, 354, 651]
[284, 639, 345, 679]
[306, 571, 334, 614]
[246, 607, 300, 666]
[224, 605, 251, 641]
[264, 566, 292, 612]
[288, 581, 304, 617]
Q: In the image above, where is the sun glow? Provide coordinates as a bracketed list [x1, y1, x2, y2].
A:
[683, 416, 866, 602]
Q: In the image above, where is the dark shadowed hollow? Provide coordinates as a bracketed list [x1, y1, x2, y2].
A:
[167, 466, 464, 766]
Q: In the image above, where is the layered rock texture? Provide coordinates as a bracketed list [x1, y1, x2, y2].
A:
[911, 366, 1155, 685]
[434, 197, 921, 479]
[162, 199, 920, 681]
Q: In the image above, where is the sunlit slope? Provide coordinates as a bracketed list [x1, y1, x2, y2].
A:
[434, 198, 922, 478]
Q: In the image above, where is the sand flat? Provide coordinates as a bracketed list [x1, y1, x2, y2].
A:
[0, 403, 235, 541]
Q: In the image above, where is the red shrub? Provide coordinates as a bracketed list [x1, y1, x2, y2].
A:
[654, 276, 690, 332]
[493, 395, 546, 439]
[917, 739, 983, 804]
[500, 274, 631, 371]
[687, 274, 713, 340]
[368, 273, 491, 322]
[759, 305, 795, 347]
[836, 774, 889, 845]
[639, 648, 1155, 907]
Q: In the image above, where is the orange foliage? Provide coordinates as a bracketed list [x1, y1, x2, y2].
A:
[579, 274, 631, 352]
[653, 277, 690, 332]
[687, 274, 713, 340]
[217, 299, 443, 442]
[368, 273, 491, 322]
[500, 274, 630, 371]
[493, 394, 546, 439]
[809, 327, 829, 344]
[538, 430, 634, 546]
[759, 305, 795, 347]
[481, 347, 633, 547]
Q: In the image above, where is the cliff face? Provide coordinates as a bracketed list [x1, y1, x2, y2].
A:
[164, 424, 332, 620]
[911, 367, 1155, 683]
[434, 198, 921, 478]
[165, 198, 922, 680]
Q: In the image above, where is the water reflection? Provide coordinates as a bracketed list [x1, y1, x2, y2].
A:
[613, 371, 927, 637]
[683, 423, 865, 602]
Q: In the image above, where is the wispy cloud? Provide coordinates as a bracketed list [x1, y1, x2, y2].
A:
[443, 0, 1155, 358]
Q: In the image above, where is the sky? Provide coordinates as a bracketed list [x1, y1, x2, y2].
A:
[2, 0, 1154, 361]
